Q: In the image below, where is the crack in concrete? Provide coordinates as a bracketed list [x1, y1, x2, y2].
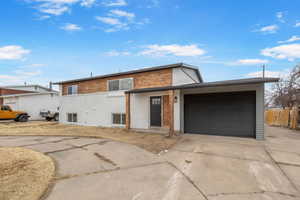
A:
[166, 161, 209, 200]
[277, 162, 300, 167]
[263, 146, 300, 194]
[94, 152, 117, 166]
[171, 149, 272, 164]
[55, 161, 167, 181]
[207, 190, 299, 198]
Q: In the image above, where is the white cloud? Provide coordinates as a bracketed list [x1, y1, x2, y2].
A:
[109, 9, 135, 20]
[80, 0, 96, 7]
[102, 0, 127, 7]
[61, 23, 82, 31]
[235, 59, 269, 65]
[261, 43, 300, 61]
[276, 12, 285, 23]
[96, 16, 122, 25]
[105, 50, 131, 56]
[278, 36, 300, 44]
[246, 70, 287, 78]
[0, 45, 31, 60]
[295, 22, 300, 27]
[26, 0, 96, 16]
[255, 24, 279, 34]
[140, 44, 206, 57]
[0, 70, 42, 85]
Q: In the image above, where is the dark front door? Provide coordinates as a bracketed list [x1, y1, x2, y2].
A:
[184, 91, 256, 138]
[150, 96, 162, 127]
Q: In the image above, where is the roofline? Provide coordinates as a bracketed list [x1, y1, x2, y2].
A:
[1, 92, 58, 98]
[2, 84, 56, 92]
[53, 63, 203, 85]
[125, 77, 279, 94]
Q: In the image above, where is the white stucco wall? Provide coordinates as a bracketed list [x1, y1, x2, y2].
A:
[3, 93, 59, 120]
[130, 90, 181, 131]
[172, 68, 200, 86]
[6, 86, 50, 93]
[60, 91, 125, 127]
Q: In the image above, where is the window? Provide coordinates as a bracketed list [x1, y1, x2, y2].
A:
[108, 78, 133, 91]
[112, 113, 126, 125]
[1, 105, 11, 111]
[67, 85, 78, 95]
[67, 113, 77, 122]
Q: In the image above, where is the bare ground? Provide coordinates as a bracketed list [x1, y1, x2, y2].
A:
[0, 147, 55, 200]
[0, 121, 180, 153]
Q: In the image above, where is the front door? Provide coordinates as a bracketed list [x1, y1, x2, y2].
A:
[150, 96, 162, 127]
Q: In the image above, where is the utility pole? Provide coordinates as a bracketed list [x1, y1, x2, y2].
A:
[262, 64, 265, 79]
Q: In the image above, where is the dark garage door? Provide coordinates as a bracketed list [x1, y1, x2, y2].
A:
[184, 91, 256, 138]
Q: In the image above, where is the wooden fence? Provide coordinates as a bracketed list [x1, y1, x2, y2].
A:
[265, 107, 299, 129]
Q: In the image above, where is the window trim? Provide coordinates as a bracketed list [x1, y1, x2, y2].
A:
[67, 85, 78, 95]
[107, 78, 133, 91]
[111, 113, 126, 126]
[67, 113, 78, 123]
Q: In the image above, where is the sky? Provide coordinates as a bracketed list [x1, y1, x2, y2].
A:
[1, 0, 300, 88]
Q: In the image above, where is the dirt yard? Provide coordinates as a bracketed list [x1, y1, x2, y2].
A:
[0, 147, 55, 200]
[0, 121, 180, 153]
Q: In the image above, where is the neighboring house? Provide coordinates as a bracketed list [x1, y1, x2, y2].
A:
[0, 87, 33, 105]
[54, 63, 278, 140]
[1, 85, 59, 120]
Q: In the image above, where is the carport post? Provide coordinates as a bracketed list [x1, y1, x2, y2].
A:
[168, 90, 175, 137]
[125, 93, 130, 130]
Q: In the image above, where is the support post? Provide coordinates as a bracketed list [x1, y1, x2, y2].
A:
[125, 93, 131, 130]
[168, 90, 175, 137]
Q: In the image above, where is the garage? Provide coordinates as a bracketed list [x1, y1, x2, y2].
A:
[184, 91, 256, 138]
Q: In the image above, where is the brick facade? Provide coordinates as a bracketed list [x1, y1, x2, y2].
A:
[163, 95, 170, 127]
[62, 68, 173, 95]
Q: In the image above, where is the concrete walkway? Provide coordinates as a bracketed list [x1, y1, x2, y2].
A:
[0, 126, 300, 200]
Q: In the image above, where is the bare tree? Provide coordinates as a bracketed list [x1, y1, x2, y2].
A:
[269, 64, 300, 108]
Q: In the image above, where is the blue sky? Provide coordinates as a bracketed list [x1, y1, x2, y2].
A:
[1, 0, 300, 87]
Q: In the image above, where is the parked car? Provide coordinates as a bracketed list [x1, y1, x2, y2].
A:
[0, 105, 30, 122]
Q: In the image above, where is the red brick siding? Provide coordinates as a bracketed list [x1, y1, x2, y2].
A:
[62, 68, 173, 95]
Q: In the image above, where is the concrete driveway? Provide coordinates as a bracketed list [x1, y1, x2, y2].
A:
[0, 125, 300, 200]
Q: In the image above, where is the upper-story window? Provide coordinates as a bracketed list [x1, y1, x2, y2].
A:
[108, 78, 133, 91]
[67, 85, 78, 95]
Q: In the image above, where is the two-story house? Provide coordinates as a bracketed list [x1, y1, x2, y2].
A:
[54, 63, 278, 140]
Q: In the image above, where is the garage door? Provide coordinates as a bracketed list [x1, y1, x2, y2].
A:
[184, 91, 256, 138]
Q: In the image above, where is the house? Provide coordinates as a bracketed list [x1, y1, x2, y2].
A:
[54, 63, 278, 140]
[1, 85, 59, 120]
[0, 87, 33, 105]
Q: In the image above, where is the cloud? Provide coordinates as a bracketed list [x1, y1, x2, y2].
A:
[255, 25, 279, 34]
[105, 50, 131, 56]
[276, 12, 285, 23]
[80, 0, 96, 7]
[295, 22, 300, 27]
[278, 36, 300, 44]
[235, 59, 269, 65]
[261, 43, 300, 61]
[26, 0, 96, 16]
[246, 70, 287, 78]
[140, 44, 206, 57]
[0, 45, 31, 60]
[102, 0, 127, 7]
[61, 23, 82, 31]
[0, 69, 42, 85]
[95, 16, 128, 32]
[109, 9, 135, 20]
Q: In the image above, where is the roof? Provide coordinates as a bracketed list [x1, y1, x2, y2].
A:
[53, 63, 203, 84]
[2, 84, 56, 92]
[1, 92, 58, 98]
[125, 77, 279, 94]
